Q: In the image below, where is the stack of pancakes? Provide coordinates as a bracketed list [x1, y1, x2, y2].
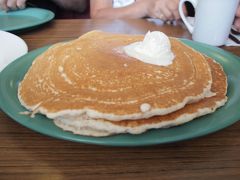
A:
[18, 31, 228, 137]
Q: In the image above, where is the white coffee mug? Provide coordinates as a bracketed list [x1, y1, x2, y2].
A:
[179, 0, 239, 46]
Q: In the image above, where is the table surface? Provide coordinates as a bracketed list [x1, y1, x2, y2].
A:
[0, 19, 240, 179]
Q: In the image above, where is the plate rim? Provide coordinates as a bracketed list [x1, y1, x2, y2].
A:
[0, 38, 240, 147]
[0, 7, 55, 32]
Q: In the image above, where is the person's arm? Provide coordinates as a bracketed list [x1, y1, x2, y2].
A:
[90, 0, 186, 20]
[90, 0, 149, 19]
[146, 0, 186, 20]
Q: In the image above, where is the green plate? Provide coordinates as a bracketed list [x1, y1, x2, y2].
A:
[0, 8, 54, 32]
[0, 39, 240, 146]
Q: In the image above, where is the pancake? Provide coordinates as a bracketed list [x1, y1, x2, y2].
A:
[54, 57, 228, 136]
[18, 31, 213, 121]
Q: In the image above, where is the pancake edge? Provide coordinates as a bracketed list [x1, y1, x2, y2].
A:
[53, 97, 227, 137]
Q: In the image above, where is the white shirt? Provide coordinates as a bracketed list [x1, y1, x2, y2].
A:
[113, 0, 135, 8]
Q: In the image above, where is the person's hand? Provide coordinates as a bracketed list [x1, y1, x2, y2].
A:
[0, 0, 26, 11]
[142, 0, 186, 21]
[233, 5, 240, 31]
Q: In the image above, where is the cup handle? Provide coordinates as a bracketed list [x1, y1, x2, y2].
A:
[179, 0, 198, 33]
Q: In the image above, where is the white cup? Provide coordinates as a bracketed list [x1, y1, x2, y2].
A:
[179, 0, 239, 46]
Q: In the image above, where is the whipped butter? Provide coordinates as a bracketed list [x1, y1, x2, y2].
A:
[124, 31, 175, 66]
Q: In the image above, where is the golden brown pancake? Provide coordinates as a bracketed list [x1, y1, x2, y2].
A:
[54, 57, 227, 136]
[18, 31, 213, 121]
